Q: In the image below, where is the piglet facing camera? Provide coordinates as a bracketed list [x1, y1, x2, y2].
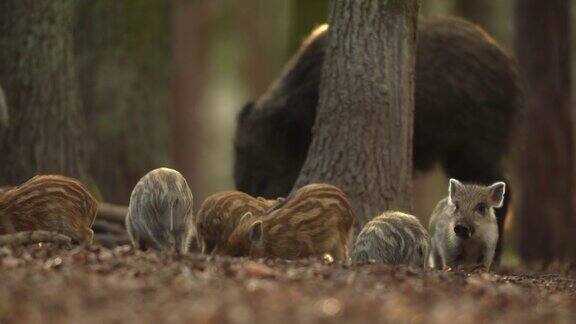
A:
[126, 168, 194, 253]
[352, 211, 430, 268]
[0, 175, 97, 244]
[429, 179, 505, 271]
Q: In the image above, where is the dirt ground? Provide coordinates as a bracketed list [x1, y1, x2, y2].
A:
[1, 244, 576, 324]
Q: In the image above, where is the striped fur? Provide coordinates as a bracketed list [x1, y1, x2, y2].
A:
[352, 211, 430, 268]
[0, 175, 97, 244]
[0, 186, 12, 196]
[125, 168, 194, 253]
[227, 183, 355, 261]
[195, 191, 278, 255]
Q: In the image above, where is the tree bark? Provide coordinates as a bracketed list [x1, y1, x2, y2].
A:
[295, 0, 418, 230]
[515, 0, 575, 262]
[0, 0, 86, 185]
[0, 86, 8, 129]
[75, 1, 171, 204]
[171, 0, 212, 193]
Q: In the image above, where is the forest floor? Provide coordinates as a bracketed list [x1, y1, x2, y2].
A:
[1, 244, 576, 324]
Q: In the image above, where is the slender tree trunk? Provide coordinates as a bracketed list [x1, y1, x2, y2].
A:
[237, 0, 291, 98]
[515, 0, 575, 262]
[289, 0, 328, 52]
[0, 0, 86, 185]
[454, 0, 495, 33]
[237, 0, 271, 97]
[171, 0, 212, 192]
[295, 0, 418, 230]
[0, 86, 8, 129]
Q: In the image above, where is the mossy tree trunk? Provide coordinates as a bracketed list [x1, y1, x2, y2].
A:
[0, 0, 86, 185]
[515, 0, 575, 262]
[295, 0, 419, 230]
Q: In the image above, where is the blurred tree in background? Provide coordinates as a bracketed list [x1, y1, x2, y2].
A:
[289, 0, 328, 53]
[0, 0, 86, 185]
[171, 0, 213, 200]
[515, 0, 575, 263]
[75, 0, 171, 203]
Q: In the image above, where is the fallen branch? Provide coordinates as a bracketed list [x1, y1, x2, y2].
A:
[93, 219, 127, 235]
[97, 202, 128, 223]
[0, 231, 72, 246]
[94, 233, 131, 247]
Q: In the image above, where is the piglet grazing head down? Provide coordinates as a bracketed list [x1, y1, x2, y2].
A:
[125, 168, 195, 253]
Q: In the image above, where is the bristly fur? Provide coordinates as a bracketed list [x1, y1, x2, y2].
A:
[233, 16, 521, 264]
[195, 190, 278, 255]
[429, 179, 505, 271]
[0, 175, 97, 244]
[352, 211, 430, 268]
[125, 168, 194, 253]
[226, 183, 356, 261]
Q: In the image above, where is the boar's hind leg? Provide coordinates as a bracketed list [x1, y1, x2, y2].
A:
[442, 153, 510, 267]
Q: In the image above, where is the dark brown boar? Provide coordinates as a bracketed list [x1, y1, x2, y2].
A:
[234, 16, 521, 263]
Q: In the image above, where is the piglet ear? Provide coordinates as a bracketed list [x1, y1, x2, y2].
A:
[237, 101, 255, 124]
[239, 212, 253, 224]
[488, 182, 506, 208]
[249, 220, 263, 243]
[448, 179, 462, 203]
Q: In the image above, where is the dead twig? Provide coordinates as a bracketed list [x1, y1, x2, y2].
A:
[0, 231, 72, 246]
[97, 202, 127, 223]
[94, 233, 131, 247]
[93, 219, 127, 235]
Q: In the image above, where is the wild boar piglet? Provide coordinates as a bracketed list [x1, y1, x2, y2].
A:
[0, 175, 97, 244]
[352, 211, 429, 268]
[195, 190, 279, 255]
[227, 183, 355, 261]
[126, 168, 194, 253]
[429, 179, 505, 271]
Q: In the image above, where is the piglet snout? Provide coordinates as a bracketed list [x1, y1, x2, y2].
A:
[454, 223, 474, 239]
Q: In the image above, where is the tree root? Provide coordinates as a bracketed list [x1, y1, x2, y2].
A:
[94, 233, 131, 247]
[0, 231, 72, 246]
[97, 202, 127, 223]
[93, 219, 127, 235]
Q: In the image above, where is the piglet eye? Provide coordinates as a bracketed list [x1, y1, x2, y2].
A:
[476, 203, 486, 214]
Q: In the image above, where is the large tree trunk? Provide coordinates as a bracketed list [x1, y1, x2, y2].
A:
[171, 0, 212, 193]
[295, 0, 418, 230]
[515, 0, 575, 262]
[0, 1, 86, 185]
[75, 1, 171, 203]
